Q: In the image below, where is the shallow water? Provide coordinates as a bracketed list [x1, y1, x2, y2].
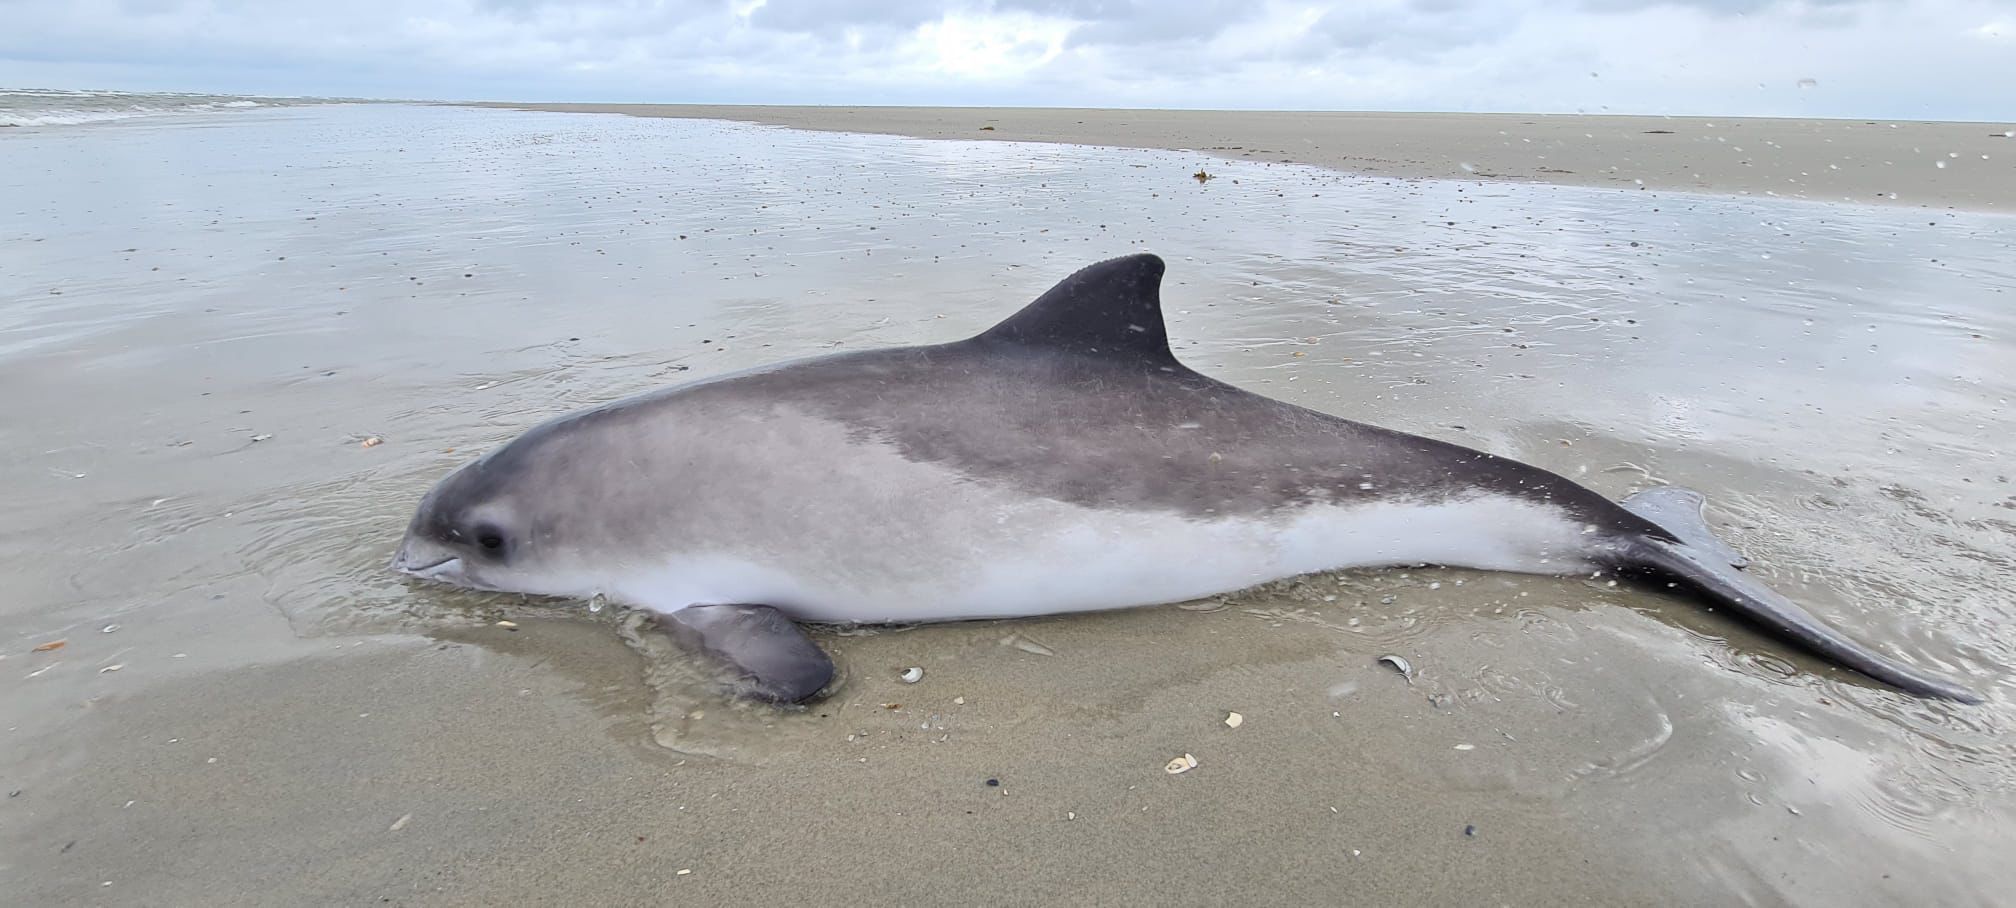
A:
[0, 87, 338, 128]
[2, 104, 2012, 903]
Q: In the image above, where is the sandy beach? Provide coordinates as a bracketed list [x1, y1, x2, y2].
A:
[482, 103, 2016, 212]
[3, 100, 2012, 906]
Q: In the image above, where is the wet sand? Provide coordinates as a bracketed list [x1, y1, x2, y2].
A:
[3, 104, 2013, 905]
[480, 103, 2016, 212]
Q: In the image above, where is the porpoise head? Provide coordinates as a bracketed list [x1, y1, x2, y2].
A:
[391, 415, 621, 598]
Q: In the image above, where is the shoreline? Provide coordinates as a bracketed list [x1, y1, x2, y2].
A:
[5, 90, 2009, 210]
[470, 103, 2016, 213]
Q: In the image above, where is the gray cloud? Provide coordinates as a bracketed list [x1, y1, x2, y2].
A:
[1304, 3, 1507, 57]
[1572, 0, 1866, 12]
[748, 0, 953, 33]
[1014, 0, 1269, 46]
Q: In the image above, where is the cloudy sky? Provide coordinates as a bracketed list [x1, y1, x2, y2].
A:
[2, 0, 2011, 118]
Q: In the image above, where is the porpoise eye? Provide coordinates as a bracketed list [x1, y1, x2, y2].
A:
[475, 525, 506, 554]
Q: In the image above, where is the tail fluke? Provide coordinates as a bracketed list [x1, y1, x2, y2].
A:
[1613, 488, 1982, 705]
[1620, 486, 1747, 569]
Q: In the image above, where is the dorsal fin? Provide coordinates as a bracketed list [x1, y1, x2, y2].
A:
[974, 253, 1173, 361]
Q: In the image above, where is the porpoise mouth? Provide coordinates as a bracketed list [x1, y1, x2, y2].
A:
[399, 557, 459, 576]
[390, 545, 465, 582]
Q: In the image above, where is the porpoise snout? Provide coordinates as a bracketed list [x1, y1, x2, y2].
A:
[390, 534, 462, 580]
[389, 538, 422, 572]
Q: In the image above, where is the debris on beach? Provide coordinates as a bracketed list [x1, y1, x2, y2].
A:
[250, 434, 273, 443]
[1165, 753, 1199, 774]
[1193, 170, 1214, 182]
[1000, 633, 1055, 657]
[388, 813, 412, 832]
[495, 620, 519, 630]
[899, 666, 924, 683]
[99, 664, 123, 673]
[979, 125, 996, 131]
[1377, 654, 1414, 681]
[1223, 711, 1243, 729]
[360, 436, 383, 449]
[32, 640, 66, 653]
[101, 624, 120, 634]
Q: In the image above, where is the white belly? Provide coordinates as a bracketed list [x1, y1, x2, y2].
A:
[612, 493, 1596, 624]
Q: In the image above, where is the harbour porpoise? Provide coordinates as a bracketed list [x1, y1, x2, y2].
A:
[393, 253, 1982, 705]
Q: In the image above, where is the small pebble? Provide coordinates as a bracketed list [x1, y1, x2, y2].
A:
[1465, 824, 1478, 837]
[1223, 711, 1243, 729]
[99, 664, 123, 673]
[360, 436, 383, 449]
[389, 813, 412, 832]
[495, 620, 518, 630]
